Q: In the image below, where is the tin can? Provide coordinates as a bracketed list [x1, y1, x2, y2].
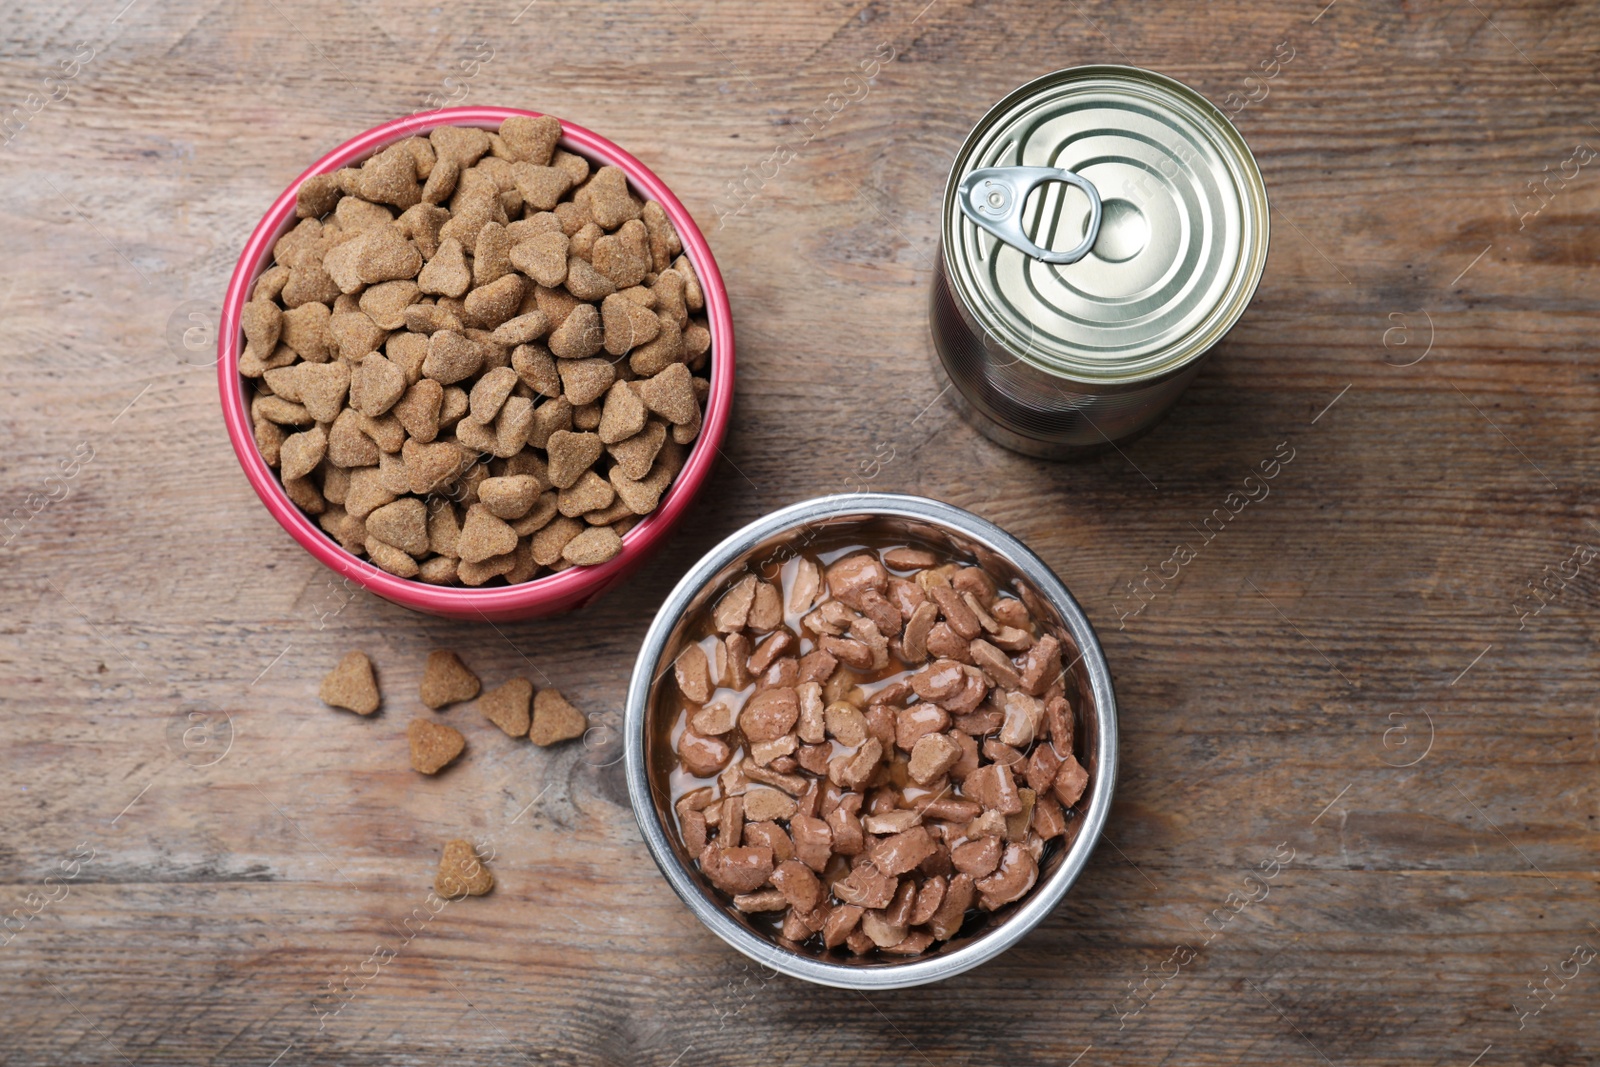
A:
[931, 65, 1270, 459]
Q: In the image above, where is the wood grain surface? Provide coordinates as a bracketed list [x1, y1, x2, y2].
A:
[2, 0, 1597, 1063]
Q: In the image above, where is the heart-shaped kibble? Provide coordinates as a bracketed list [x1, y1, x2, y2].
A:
[591, 220, 650, 289]
[417, 237, 472, 298]
[473, 222, 512, 288]
[421, 329, 483, 384]
[356, 226, 423, 286]
[636, 363, 697, 425]
[463, 273, 525, 328]
[561, 525, 623, 566]
[510, 163, 572, 212]
[628, 316, 684, 377]
[609, 466, 662, 516]
[279, 426, 327, 482]
[578, 166, 637, 230]
[391, 379, 443, 443]
[526, 394, 572, 447]
[528, 516, 583, 566]
[510, 232, 569, 288]
[556, 357, 614, 407]
[545, 430, 603, 489]
[477, 677, 533, 737]
[457, 504, 518, 564]
[547, 301, 605, 359]
[407, 717, 465, 774]
[597, 381, 647, 445]
[419, 649, 480, 709]
[435, 838, 494, 898]
[349, 352, 407, 417]
[358, 144, 423, 211]
[297, 361, 351, 422]
[478, 475, 544, 520]
[607, 420, 666, 481]
[557, 470, 615, 519]
[431, 125, 491, 167]
[401, 439, 466, 496]
[241, 299, 282, 353]
[499, 114, 561, 166]
[529, 688, 588, 746]
[366, 497, 429, 557]
[319, 650, 380, 716]
[358, 279, 420, 330]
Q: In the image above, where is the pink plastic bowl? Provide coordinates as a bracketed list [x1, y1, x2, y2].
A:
[218, 107, 734, 621]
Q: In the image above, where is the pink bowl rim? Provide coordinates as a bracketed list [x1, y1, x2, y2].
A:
[217, 106, 735, 614]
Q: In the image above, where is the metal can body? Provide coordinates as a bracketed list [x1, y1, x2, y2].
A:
[932, 66, 1270, 459]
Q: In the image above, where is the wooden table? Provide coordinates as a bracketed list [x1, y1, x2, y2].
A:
[3, 0, 1596, 1062]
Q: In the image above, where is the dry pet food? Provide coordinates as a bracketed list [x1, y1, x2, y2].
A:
[477, 676, 533, 736]
[420, 649, 480, 708]
[244, 117, 714, 586]
[470, 672, 588, 746]
[435, 838, 494, 897]
[529, 688, 588, 746]
[659, 541, 1089, 960]
[408, 717, 466, 773]
[319, 650, 380, 715]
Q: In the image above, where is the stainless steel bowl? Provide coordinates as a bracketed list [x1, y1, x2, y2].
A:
[624, 493, 1118, 989]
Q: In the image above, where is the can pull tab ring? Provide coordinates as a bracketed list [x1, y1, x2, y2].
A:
[958, 166, 1103, 265]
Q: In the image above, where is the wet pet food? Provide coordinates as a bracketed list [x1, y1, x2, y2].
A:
[660, 542, 1089, 959]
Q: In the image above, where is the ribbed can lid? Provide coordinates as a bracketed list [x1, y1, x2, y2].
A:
[943, 66, 1269, 385]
